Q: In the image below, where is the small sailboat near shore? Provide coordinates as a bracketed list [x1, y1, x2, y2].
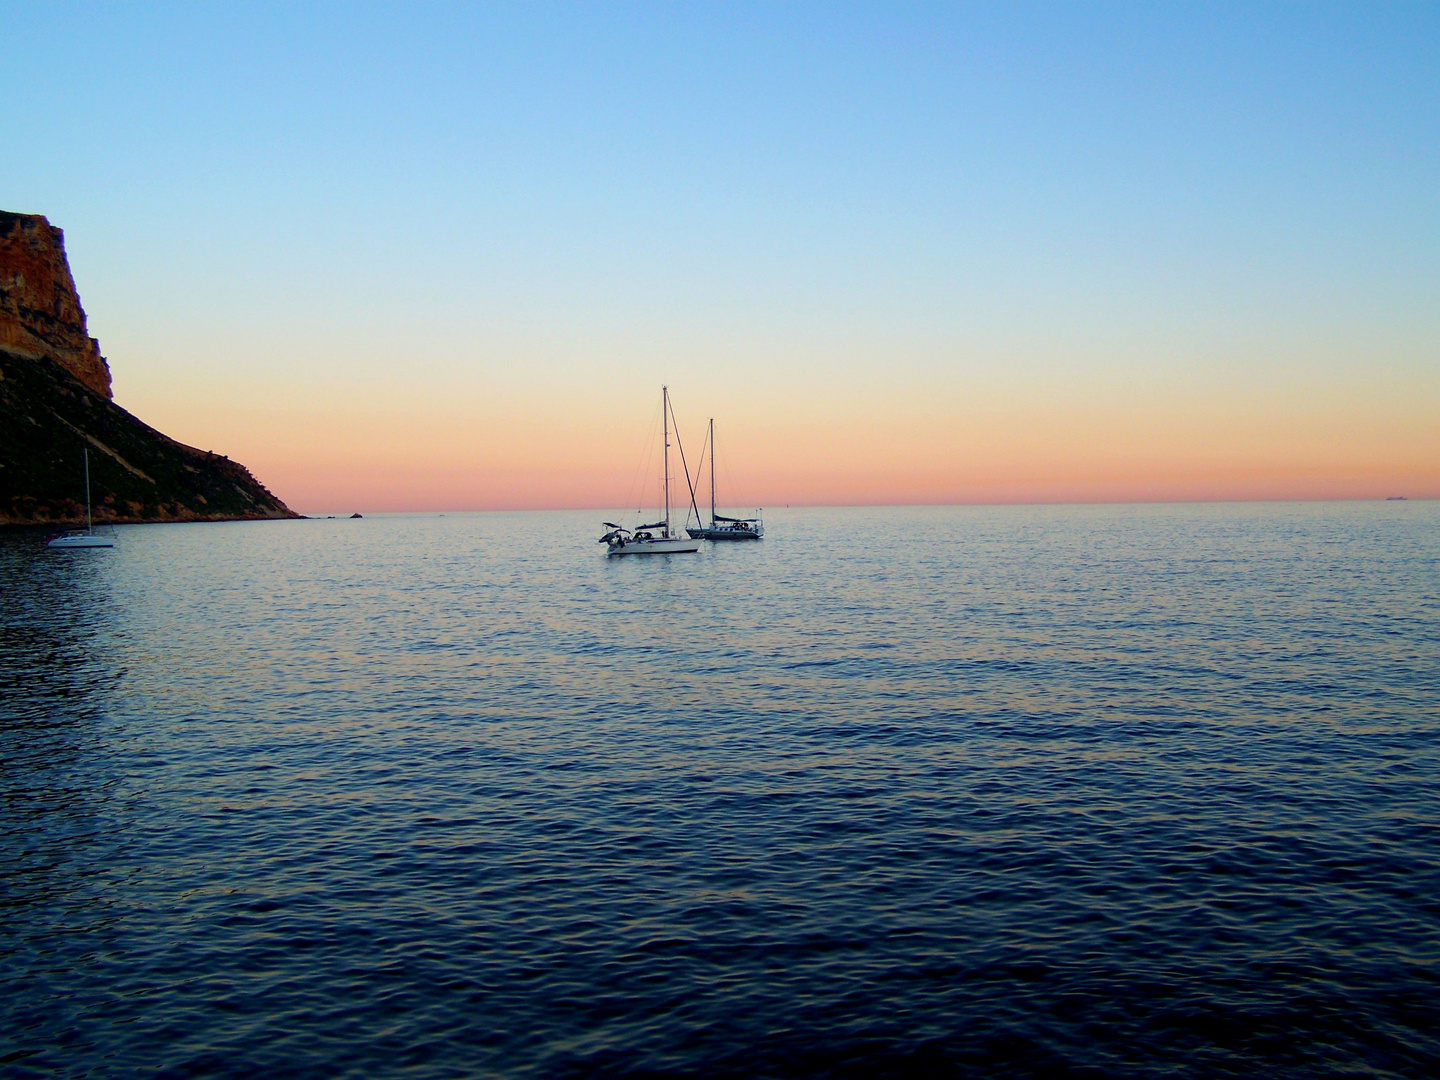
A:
[600, 386, 701, 555]
[687, 418, 763, 541]
[46, 448, 115, 549]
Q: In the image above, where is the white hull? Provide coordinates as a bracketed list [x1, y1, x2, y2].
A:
[608, 537, 700, 555]
[600, 386, 704, 557]
[47, 533, 114, 549]
[51, 451, 114, 547]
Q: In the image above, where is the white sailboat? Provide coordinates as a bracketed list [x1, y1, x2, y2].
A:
[687, 418, 763, 541]
[600, 386, 701, 555]
[47, 448, 116, 549]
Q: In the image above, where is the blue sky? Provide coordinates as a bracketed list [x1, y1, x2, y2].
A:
[4, 3, 1437, 508]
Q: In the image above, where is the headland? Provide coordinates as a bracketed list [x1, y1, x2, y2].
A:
[0, 211, 296, 525]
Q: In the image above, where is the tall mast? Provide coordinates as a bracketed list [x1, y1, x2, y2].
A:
[662, 385, 670, 535]
[709, 418, 716, 527]
[84, 447, 92, 533]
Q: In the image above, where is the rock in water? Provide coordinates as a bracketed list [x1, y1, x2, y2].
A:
[0, 211, 297, 525]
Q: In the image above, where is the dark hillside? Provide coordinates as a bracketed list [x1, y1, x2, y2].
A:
[1, 348, 295, 525]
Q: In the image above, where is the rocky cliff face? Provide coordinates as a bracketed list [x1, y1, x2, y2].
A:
[0, 212, 112, 399]
[1, 211, 297, 526]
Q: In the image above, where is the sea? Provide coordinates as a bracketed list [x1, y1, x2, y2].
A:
[2, 503, 1437, 1079]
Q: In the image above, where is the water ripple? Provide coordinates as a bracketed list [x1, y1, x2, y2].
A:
[2, 503, 1438, 1078]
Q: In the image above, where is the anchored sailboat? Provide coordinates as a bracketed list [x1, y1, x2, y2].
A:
[599, 386, 701, 555]
[687, 418, 763, 541]
[46, 448, 115, 549]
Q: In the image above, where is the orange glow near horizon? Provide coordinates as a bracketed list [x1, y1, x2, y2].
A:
[119, 362, 1440, 514]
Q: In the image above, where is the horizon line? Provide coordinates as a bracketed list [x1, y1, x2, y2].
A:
[288, 494, 1434, 516]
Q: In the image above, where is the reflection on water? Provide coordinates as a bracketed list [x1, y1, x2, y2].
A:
[1, 536, 116, 885]
[2, 504, 1438, 1078]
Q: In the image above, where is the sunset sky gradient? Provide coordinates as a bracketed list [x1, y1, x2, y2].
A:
[5, 3, 1437, 512]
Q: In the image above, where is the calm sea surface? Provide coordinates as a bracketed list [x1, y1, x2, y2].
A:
[2, 504, 1438, 1079]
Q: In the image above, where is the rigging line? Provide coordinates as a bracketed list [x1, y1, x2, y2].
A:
[717, 432, 752, 517]
[667, 391, 703, 527]
[622, 398, 662, 517]
[692, 429, 709, 522]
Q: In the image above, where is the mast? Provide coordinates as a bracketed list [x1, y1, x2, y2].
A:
[662, 385, 670, 536]
[709, 418, 716, 527]
[84, 447, 93, 533]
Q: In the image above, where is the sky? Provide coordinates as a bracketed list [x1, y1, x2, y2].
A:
[4, 2, 1437, 513]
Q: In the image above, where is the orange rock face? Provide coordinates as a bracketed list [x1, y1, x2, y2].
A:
[0, 211, 112, 399]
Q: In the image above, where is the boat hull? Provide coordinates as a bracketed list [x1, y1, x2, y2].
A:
[687, 527, 762, 540]
[47, 533, 115, 548]
[608, 537, 700, 555]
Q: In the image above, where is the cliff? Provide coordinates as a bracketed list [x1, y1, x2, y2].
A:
[1, 212, 297, 525]
[0, 212, 112, 398]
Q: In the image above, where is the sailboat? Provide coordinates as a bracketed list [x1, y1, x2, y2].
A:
[599, 386, 701, 555]
[687, 418, 763, 541]
[47, 448, 116, 549]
